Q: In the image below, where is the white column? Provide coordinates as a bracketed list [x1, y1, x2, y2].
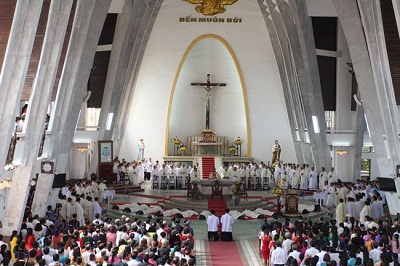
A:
[0, 0, 44, 176]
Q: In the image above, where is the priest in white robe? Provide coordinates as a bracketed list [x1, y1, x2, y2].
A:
[335, 198, 345, 224]
[59, 196, 68, 220]
[354, 196, 363, 220]
[66, 198, 74, 221]
[359, 201, 373, 224]
[328, 167, 337, 183]
[291, 171, 299, 189]
[137, 162, 145, 184]
[308, 167, 318, 190]
[91, 197, 102, 221]
[300, 173, 308, 190]
[190, 165, 201, 180]
[319, 168, 328, 190]
[345, 197, 356, 218]
[326, 184, 336, 207]
[98, 181, 107, 201]
[74, 198, 85, 226]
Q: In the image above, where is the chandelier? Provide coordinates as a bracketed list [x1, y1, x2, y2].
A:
[77, 147, 88, 152]
[336, 149, 347, 155]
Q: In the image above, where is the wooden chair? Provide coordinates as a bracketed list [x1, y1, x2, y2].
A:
[234, 181, 248, 201]
[187, 181, 201, 200]
[211, 180, 223, 200]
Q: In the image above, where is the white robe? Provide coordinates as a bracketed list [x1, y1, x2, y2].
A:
[66, 202, 74, 221]
[345, 202, 356, 217]
[137, 164, 145, 183]
[75, 202, 85, 226]
[359, 205, 373, 224]
[354, 201, 364, 220]
[91, 201, 102, 221]
[300, 174, 308, 190]
[309, 170, 318, 190]
[335, 202, 345, 224]
[221, 213, 234, 232]
[326, 187, 335, 207]
[328, 171, 337, 183]
[319, 172, 327, 190]
[291, 172, 299, 189]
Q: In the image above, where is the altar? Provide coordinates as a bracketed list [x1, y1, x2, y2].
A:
[197, 179, 233, 195]
[187, 131, 229, 156]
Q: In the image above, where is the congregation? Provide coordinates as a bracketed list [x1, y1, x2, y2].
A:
[259, 178, 395, 266]
[0, 153, 395, 266]
[0, 174, 199, 266]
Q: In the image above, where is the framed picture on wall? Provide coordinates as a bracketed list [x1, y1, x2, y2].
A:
[98, 140, 113, 163]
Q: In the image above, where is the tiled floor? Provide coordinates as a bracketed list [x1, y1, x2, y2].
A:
[108, 181, 323, 266]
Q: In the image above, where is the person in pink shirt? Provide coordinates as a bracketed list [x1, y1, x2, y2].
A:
[392, 234, 400, 253]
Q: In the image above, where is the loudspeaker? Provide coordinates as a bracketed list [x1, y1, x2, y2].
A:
[52, 173, 66, 188]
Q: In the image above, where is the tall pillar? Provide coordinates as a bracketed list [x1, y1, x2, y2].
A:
[92, 0, 164, 172]
[357, 0, 400, 165]
[353, 106, 366, 181]
[333, 0, 395, 176]
[272, 0, 331, 170]
[0, 0, 44, 176]
[2, 0, 73, 236]
[391, 0, 400, 39]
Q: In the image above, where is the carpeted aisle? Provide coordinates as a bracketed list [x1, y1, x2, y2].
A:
[207, 197, 227, 217]
[208, 241, 248, 265]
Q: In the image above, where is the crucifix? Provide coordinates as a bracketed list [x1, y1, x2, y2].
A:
[191, 74, 226, 129]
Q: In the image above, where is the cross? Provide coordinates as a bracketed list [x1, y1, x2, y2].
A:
[191, 74, 226, 129]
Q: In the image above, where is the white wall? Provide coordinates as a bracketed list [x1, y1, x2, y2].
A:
[70, 144, 88, 179]
[119, 0, 297, 163]
[169, 38, 247, 155]
[333, 24, 358, 181]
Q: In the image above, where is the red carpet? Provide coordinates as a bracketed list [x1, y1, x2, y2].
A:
[207, 197, 227, 217]
[202, 156, 215, 179]
[208, 241, 246, 265]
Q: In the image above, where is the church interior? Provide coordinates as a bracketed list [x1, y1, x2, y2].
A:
[1, 0, 400, 264]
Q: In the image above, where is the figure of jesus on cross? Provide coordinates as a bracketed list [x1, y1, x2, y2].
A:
[191, 74, 226, 129]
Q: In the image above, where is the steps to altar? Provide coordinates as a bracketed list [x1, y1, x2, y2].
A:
[202, 156, 215, 179]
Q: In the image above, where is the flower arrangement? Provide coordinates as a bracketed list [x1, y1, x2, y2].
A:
[180, 146, 188, 154]
[171, 136, 182, 145]
[232, 180, 242, 194]
[234, 137, 244, 145]
[228, 146, 236, 152]
[271, 187, 282, 196]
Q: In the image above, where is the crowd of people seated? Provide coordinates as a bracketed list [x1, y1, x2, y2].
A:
[259, 178, 396, 266]
[0, 209, 196, 266]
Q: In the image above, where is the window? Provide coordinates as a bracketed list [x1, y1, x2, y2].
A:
[85, 108, 101, 130]
[325, 111, 335, 130]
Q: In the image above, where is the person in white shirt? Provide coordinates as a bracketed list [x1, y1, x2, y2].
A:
[271, 241, 288, 266]
[288, 244, 301, 263]
[315, 245, 328, 266]
[207, 210, 220, 241]
[304, 240, 319, 261]
[220, 209, 234, 241]
[282, 232, 293, 253]
[369, 242, 381, 263]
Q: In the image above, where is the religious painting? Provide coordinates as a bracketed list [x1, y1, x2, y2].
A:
[99, 140, 113, 163]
